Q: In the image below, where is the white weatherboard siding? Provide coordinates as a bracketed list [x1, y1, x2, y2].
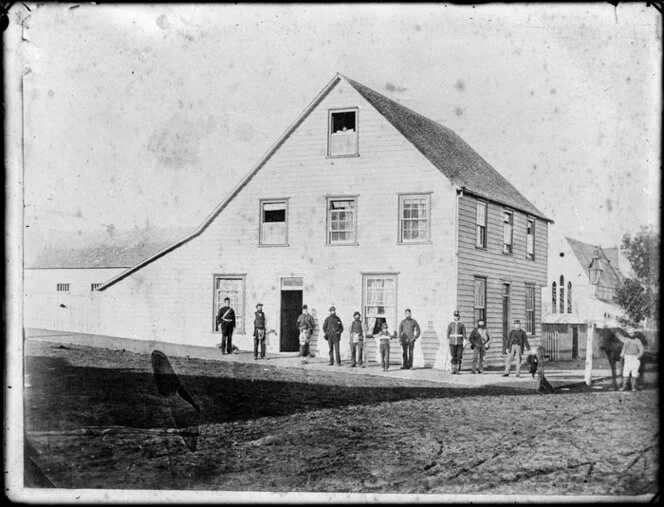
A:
[24, 267, 125, 331]
[99, 79, 459, 367]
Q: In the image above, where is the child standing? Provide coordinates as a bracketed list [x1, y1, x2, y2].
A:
[532, 345, 554, 393]
[377, 322, 393, 372]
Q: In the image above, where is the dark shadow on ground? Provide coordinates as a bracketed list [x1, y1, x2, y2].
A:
[24, 353, 658, 433]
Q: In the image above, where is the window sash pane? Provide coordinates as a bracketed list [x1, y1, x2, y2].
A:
[328, 199, 356, 243]
[400, 196, 429, 242]
[476, 202, 486, 226]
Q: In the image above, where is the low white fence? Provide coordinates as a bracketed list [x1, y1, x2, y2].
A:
[543, 330, 560, 361]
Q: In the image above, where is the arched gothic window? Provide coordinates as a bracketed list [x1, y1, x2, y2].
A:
[559, 275, 565, 314]
[552, 282, 557, 313]
[567, 281, 572, 313]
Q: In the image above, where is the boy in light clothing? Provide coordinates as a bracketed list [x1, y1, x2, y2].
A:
[620, 333, 645, 391]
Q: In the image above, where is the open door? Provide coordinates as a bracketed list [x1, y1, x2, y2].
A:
[280, 290, 302, 352]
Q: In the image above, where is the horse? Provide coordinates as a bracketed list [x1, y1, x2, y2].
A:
[596, 327, 650, 390]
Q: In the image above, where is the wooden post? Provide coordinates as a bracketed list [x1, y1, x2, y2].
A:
[585, 322, 595, 386]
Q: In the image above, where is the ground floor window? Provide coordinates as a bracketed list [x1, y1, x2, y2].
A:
[213, 275, 246, 333]
[525, 283, 536, 335]
[363, 274, 397, 336]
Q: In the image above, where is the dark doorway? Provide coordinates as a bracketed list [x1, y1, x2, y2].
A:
[572, 326, 579, 359]
[280, 290, 302, 352]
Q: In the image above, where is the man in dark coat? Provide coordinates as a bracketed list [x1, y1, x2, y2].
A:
[502, 319, 530, 377]
[468, 318, 491, 374]
[398, 308, 421, 370]
[323, 306, 344, 366]
[215, 297, 236, 355]
[253, 303, 267, 360]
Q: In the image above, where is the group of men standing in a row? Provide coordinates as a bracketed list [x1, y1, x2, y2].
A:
[216, 299, 531, 374]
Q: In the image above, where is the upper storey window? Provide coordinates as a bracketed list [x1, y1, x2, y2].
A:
[260, 199, 289, 246]
[475, 200, 487, 248]
[328, 108, 358, 157]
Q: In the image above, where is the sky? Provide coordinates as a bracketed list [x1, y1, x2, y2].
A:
[13, 3, 662, 250]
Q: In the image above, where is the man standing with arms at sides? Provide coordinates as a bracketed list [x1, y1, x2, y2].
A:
[215, 297, 236, 355]
[503, 319, 530, 377]
[253, 303, 267, 360]
[468, 318, 491, 374]
[323, 306, 344, 366]
[398, 308, 421, 370]
[446, 310, 467, 374]
[296, 304, 316, 365]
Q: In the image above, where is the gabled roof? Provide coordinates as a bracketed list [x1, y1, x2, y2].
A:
[344, 76, 551, 222]
[25, 227, 195, 269]
[565, 237, 626, 293]
[99, 73, 550, 289]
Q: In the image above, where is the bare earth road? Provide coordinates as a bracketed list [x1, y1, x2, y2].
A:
[23, 340, 658, 499]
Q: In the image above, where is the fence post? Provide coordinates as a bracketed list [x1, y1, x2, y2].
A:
[585, 322, 595, 386]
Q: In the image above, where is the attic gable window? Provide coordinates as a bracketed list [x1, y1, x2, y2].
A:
[328, 108, 358, 157]
[56, 283, 70, 292]
[260, 199, 289, 246]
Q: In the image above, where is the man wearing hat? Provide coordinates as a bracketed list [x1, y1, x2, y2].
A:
[349, 311, 368, 368]
[468, 318, 491, 374]
[253, 303, 267, 360]
[503, 319, 530, 377]
[323, 306, 344, 366]
[446, 310, 467, 374]
[398, 308, 421, 370]
[215, 296, 236, 355]
[296, 304, 316, 364]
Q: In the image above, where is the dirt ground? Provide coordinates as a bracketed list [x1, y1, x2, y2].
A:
[23, 340, 658, 498]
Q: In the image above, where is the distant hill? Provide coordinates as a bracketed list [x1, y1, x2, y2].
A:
[24, 227, 196, 269]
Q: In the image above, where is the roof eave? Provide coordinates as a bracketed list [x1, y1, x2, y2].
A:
[457, 186, 554, 223]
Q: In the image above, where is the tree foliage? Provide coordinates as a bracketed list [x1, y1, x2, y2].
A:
[615, 226, 659, 327]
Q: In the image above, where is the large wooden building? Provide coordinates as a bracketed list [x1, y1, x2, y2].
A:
[92, 74, 551, 368]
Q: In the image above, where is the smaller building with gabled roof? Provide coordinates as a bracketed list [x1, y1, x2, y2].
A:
[542, 233, 628, 360]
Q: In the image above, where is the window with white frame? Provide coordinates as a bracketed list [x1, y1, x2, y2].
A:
[327, 197, 357, 244]
[526, 218, 536, 259]
[91, 283, 102, 291]
[399, 194, 430, 243]
[213, 275, 245, 333]
[525, 283, 536, 335]
[363, 274, 397, 336]
[559, 275, 565, 314]
[567, 281, 572, 313]
[260, 199, 288, 246]
[328, 109, 358, 157]
[56, 283, 70, 292]
[474, 277, 487, 326]
[503, 210, 513, 253]
[476, 201, 487, 248]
